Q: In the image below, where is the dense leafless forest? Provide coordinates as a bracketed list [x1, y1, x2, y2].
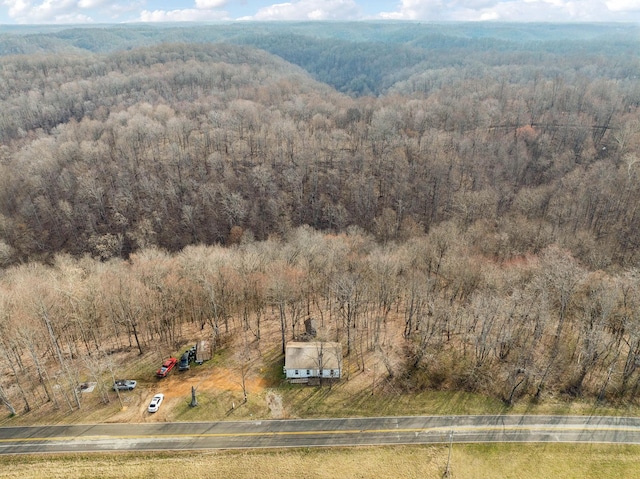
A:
[1, 22, 640, 415]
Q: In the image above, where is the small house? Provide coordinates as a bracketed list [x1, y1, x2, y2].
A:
[284, 341, 342, 383]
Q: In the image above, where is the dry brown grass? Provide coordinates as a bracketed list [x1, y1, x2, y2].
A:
[2, 444, 640, 479]
[0, 447, 445, 479]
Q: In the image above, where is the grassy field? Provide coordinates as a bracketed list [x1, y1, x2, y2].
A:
[2, 444, 640, 479]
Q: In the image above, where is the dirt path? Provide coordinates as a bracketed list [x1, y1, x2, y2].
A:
[158, 368, 267, 399]
[109, 366, 268, 422]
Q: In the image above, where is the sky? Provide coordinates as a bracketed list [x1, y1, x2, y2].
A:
[1, 0, 640, 25]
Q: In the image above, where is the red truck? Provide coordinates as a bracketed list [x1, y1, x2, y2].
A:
[156, 357, 178, 378]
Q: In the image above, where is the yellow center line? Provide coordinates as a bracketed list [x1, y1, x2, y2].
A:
[1, 424, 639, 443]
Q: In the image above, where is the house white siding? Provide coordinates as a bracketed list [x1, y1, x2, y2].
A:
[284, 342, 342, 381]
[284, 368, 341, 379]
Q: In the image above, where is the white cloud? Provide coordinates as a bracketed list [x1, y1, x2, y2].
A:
[3, 0, 87, 23]
[3, 0, 640, 25]
[2, 0, 228, 23]
[606, 0, 640, 11]
[241, 0, 361, 21]
[378, 0, 627, 22]
[53, 12, 93, 22]
[479, 10, 499, 20]
[77, 0, 108, 8]
[4, 0, 31, 18]
[105, 1, 143, 17]
[31, 0, 76, 19]
[139, 8, 231, 22]
[378, 0, 442, 20]
[195, 0, 227, 9]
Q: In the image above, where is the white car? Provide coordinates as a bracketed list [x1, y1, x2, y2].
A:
[147, 393, 164, 413]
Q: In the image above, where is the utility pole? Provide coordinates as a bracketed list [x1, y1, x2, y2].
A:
[443, 430, 453, 478]
[190, 386, 198, 407]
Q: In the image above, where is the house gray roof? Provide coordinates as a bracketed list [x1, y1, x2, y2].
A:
[284, 342, 342, 370]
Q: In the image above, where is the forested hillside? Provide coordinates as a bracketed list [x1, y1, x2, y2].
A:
[2, 22, 639, 94]
[1, 23, 640, 415]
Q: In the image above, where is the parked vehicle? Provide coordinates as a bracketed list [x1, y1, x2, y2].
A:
[112, 379, 137, 391]
[156, 357, 178, 378]
[195, 340, 211, 364]
[188, 345, 197, 362]
[148, 393, 164, 413]
[178, 352, 190, 371]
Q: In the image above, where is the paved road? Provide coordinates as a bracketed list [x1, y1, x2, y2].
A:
[2, 415, 640, 454]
